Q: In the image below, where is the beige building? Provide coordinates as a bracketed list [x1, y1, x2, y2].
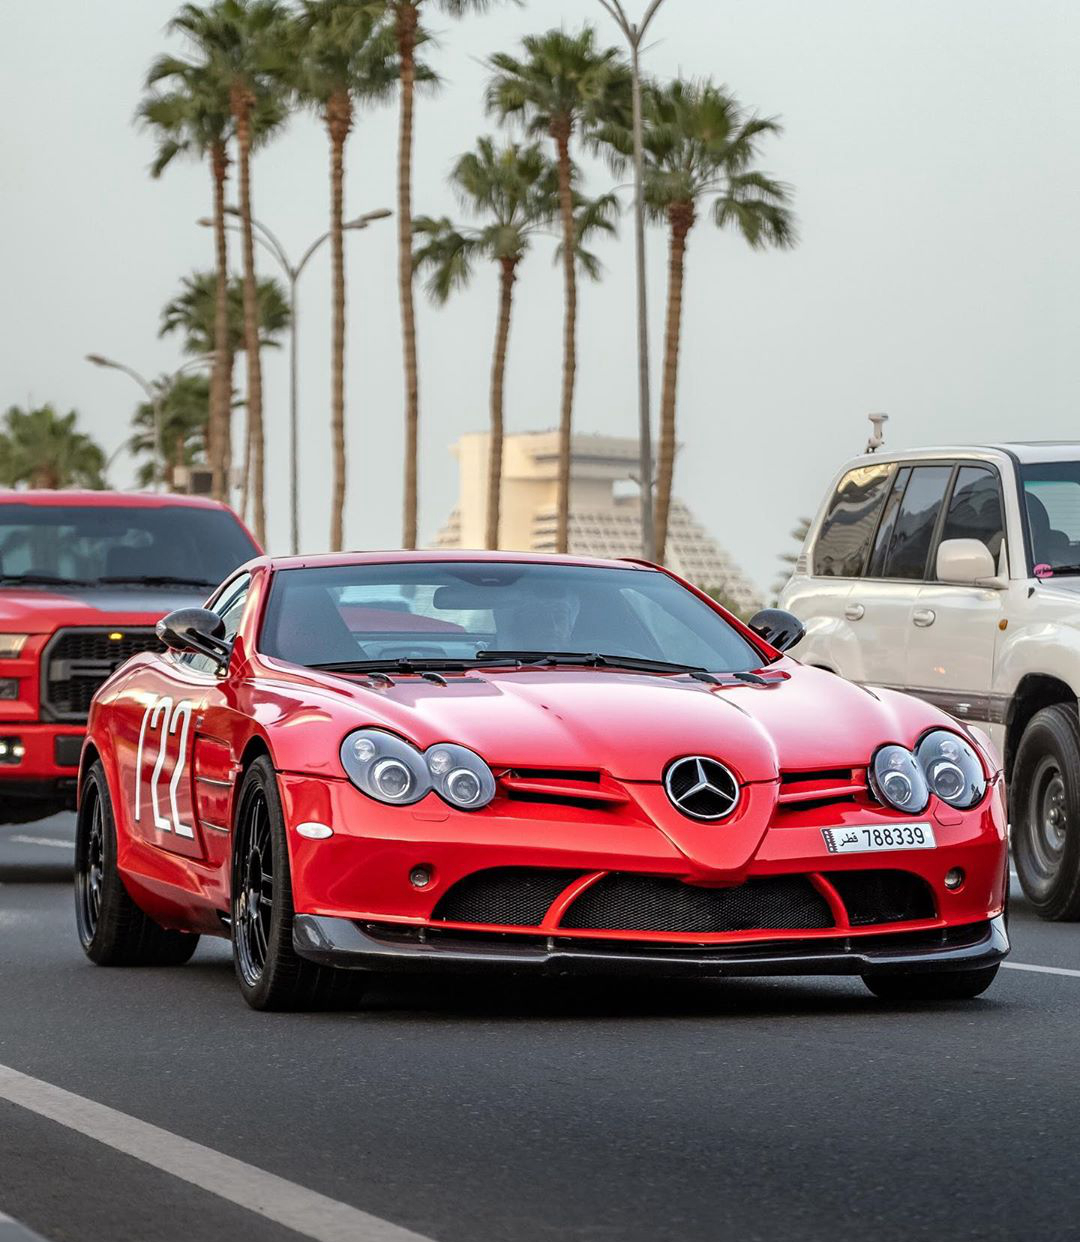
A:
[432, 430, 760, 612]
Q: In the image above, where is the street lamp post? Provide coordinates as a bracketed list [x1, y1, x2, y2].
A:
[597, 0, 669, 562]
[201, 206, 391, 554]
[85, 352, 214, 490]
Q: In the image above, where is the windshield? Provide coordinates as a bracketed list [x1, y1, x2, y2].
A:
[260, 562, 763, 672]
[1020, 462, 1080, 574]
[0, 503, 258, 588]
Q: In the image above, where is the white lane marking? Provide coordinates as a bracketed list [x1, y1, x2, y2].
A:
[0, 1064, 434, 1242]
[1003, 961, 1080, 979]
[8, 837, 73, 850]
[0, 1211, 51, 1241]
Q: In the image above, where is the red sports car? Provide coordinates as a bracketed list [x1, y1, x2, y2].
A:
[74, 552, 1009, 1010]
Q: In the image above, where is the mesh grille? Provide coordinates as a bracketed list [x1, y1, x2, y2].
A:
[432, 868, 584, 927]
[825, 870, 936, 926]
[43, 628, 162, 721]
[561, 874, 833, 933]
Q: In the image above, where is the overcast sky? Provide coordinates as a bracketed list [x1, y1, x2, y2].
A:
[3, 1, 1079, 592]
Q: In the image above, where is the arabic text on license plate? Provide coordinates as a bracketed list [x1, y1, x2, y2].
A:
[821, 823, 936, 854]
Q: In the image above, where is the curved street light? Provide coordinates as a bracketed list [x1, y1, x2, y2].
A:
[85, 352, 214, 491]
[199, 206, 392, 553]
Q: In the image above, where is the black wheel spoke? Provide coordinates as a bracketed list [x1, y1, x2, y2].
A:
[234, 786, 274, 987]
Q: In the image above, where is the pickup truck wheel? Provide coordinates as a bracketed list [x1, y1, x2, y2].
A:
[75, 761, 201, 965]
[1012, 705, 1080, 920]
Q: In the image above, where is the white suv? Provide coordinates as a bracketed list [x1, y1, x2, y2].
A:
[780, 442, 1080, 920]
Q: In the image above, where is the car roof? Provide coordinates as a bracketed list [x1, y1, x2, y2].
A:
[257, 550, 658, 573]
[0, 488, 235, 510]
[833, 442, 1080, 472]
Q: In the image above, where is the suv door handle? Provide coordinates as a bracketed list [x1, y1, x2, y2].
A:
[913, 608, 936, 627]
[844, 603, 865, 621]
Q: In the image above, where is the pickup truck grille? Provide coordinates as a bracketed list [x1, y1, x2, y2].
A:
[41, 627, 162, 722]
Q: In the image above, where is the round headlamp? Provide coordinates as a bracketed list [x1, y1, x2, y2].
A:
[340, 730, 495, 810]
[916, 730, 986, 809]
[869, 744, 929, 814]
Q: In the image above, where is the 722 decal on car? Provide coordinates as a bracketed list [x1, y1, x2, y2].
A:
[134, 696, 195, 838]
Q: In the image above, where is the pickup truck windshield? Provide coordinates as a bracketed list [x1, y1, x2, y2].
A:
[260, 561, 763, 673]
[0, 504, 258, 588]
[1020, 463, 1080, 574]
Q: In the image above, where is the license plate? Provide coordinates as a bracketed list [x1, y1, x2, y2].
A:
[822, 823, 936, 854]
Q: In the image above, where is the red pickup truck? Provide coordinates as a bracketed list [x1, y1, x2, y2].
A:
[0, 489, 259, 823]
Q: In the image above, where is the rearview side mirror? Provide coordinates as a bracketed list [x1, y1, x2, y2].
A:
[936, 538, 1002, 587]
[156, 607, 231, 668]
[748, 608, 806, 653]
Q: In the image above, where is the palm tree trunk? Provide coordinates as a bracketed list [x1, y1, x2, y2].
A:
[487, 255, 518, 550]
[232, 85, 265, 547]
[553, 122, 577, 555]
[210, 140, 231, 505]
[655, 202, 694, 564]
[396, 2, 420, 550]
[327, 93, 352, 552]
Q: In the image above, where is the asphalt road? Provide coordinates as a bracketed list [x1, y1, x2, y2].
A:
[2, 815, 1079, 1242]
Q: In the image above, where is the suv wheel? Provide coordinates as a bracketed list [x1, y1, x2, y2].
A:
[1012, 704, 1080, 920]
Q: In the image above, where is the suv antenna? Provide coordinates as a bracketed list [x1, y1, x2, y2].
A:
[866, 412, 889, 454]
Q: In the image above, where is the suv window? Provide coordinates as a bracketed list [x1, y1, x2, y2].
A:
[875, 465, 952, 580]
[939, 466, 1004, 560]
[867, 466, 911, 577]
[812, 464, 894, 577]
[182, 574, 250, 674]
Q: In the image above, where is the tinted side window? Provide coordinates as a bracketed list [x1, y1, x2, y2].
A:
[867, 466, 912, 577]
[812, 464, 895, 577]
[183, 574, 250, 673]
[940, 467, 1004, 559]
[878, 466, 952, 580]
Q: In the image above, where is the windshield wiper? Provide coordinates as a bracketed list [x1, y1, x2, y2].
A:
[98, 575, 218, 588]
[0, 573, 93, 587]
[474, 650, 709, 675]
[312, 657, 469, 675]
[1036, 564, 1080, 577]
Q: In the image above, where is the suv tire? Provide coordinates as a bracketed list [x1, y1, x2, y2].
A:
[1012, 704, 1080, 920]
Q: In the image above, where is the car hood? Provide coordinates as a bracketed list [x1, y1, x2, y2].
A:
[0, 585, 210, 631]
[308, 660, 941, 784]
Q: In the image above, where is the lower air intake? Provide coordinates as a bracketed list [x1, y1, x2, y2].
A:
[825, 870, 936, 926]
[432, 867, 585, 927]
[560, 874, 833, 933]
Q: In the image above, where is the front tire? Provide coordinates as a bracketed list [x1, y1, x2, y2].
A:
[1011, 705, 1080, 920]
[230, 756, 364, 1012]
[75, 761, 200, 966]
[862, 964, 1000, 1002]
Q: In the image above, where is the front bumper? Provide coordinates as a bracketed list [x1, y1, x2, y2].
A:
[293, 913, 1010, 979]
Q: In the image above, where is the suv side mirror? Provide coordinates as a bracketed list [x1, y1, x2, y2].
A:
[748, 608, 806, 652]
[936, 538, 1001, 587]
[156, 607, 231, 667]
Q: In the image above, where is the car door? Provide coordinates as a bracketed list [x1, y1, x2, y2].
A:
[845, 464, 954, 690]
[129, 574, 250, 863]
[904, 464, 1005, 726]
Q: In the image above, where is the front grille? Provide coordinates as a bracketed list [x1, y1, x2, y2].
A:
[42, 628, 161, 722]
[825, 870, 936, 926]
[561, 874, 833, 933]
[432, 867, 585, 927]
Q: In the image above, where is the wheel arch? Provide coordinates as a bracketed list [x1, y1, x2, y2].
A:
[1005, 674, 1079, 780]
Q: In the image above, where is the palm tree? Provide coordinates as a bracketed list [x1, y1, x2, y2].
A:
[160, 270, 290, 357]
[635, 78, 795, 563]
[382, 0, 506, 551]
[772, 516, 811, 602]
[166, 0, 289, 547]
[128, 375, 212, 489]
[486, 27, 631, 553]
[138, 58, 233, 503]
[289, 1, 398, 551]
[415, 140, 616, 549]
[0, 406, 106, 490]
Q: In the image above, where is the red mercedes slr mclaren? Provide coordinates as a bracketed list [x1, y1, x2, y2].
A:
[74, 552, 1009, 1010]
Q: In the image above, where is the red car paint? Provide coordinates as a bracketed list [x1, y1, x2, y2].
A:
[82, 551, 1008, 967]
[0, 490, 258, 818]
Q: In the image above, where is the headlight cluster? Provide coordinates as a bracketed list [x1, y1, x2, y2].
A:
[0, 634, 29, 659]
[340, 728, 496, 810]
[869, 730, 986, 813]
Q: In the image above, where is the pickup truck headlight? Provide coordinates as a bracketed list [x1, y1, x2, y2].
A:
[915, 730, 987, 809]
[869, 744, 930, 813]
[0, 634, 29, 658]
[340, 729, 496, 810]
